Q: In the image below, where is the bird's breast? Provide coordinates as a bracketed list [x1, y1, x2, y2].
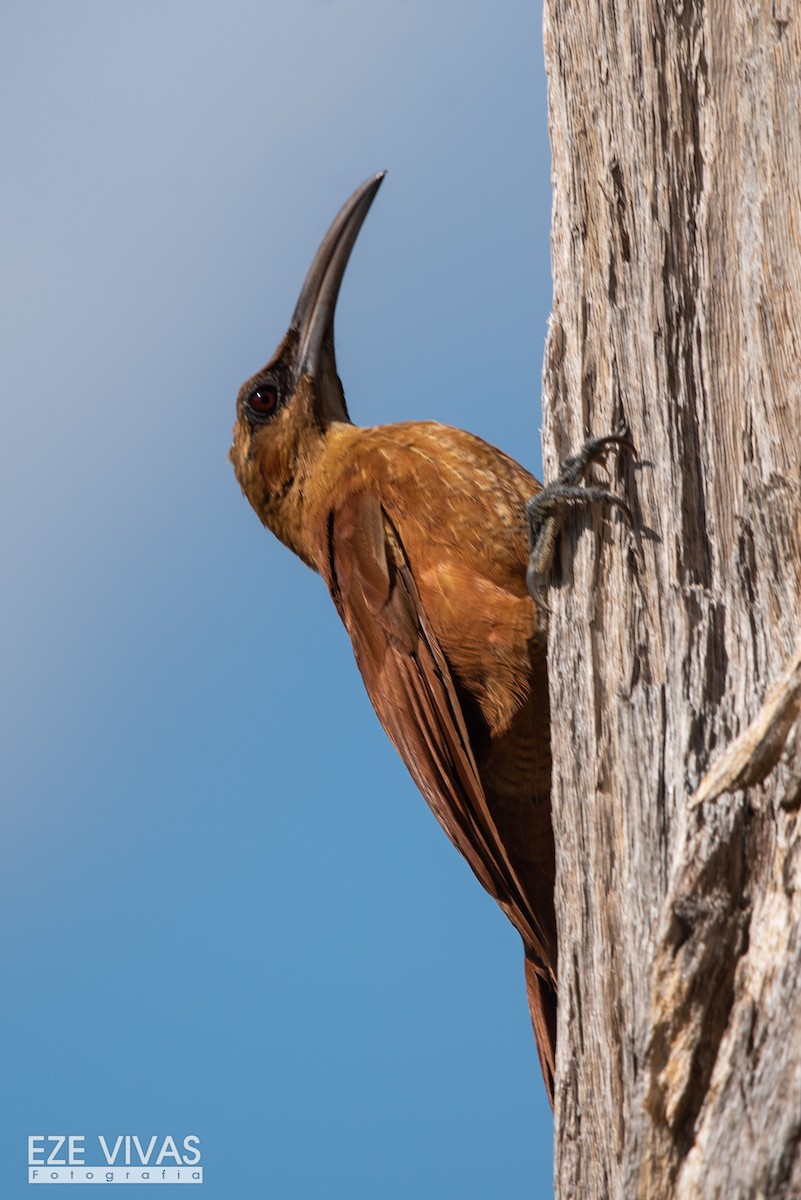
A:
[307, 421, 542, 739]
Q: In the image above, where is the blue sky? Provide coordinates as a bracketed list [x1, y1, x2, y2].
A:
[1, 2, 554, 1195]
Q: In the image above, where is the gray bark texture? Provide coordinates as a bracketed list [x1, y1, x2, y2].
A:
[541, 2, 801, 1197]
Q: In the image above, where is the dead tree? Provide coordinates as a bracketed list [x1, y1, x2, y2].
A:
[541, 2, 801, 1196]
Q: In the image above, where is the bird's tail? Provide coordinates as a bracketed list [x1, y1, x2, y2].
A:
[524, 949, 557, 1109]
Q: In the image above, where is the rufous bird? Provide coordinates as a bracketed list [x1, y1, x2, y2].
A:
[230, 172, 631, 1104]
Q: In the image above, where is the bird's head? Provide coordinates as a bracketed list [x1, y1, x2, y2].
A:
[230, 172, 385, 553]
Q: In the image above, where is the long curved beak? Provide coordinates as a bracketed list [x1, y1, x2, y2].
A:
[291, 172, 386, 380]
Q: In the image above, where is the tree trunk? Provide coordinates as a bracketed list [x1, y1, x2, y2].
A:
[541, 1, 801, 1196]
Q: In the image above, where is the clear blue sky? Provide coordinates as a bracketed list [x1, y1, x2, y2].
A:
[1, 2, 554, 1195]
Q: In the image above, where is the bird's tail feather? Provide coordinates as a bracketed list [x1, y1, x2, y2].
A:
[524, 950, 557, 1109]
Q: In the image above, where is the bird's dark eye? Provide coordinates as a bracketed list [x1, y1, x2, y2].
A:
[247, 383, 279, 419]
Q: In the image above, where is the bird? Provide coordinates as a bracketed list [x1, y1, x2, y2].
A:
[229, 172, 631, 1105]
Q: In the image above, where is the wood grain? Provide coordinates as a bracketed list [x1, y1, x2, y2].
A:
[541, 1, 801, 1194]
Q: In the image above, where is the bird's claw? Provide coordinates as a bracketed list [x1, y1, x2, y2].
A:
[555, 433, 636, 487]
[526, 431, 635, 608]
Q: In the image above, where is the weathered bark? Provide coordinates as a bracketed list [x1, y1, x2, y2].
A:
[541, 1, 801, 1196]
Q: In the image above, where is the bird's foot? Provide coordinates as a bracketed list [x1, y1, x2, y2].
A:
[526, 433, 635, 607]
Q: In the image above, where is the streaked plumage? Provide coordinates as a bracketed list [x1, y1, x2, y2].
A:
[230, 175, 557, 1100]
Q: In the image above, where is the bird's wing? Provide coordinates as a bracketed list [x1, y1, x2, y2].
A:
[325, 490, 552, 964]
